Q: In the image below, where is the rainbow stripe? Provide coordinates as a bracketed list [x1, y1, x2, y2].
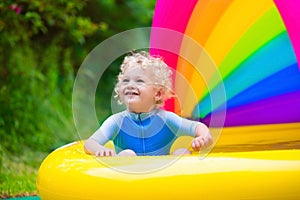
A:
[150, 0, 300, 127]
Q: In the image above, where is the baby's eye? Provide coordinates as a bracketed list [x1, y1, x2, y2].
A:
[137, 79, 144, 83]
[122, 79, 129, 83]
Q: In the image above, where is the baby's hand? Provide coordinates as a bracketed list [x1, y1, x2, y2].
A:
[95, 148, 116, 157]
[192, 130, 213, 151]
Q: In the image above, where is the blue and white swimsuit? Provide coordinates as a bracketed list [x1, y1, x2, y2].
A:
[90, 109, 200, 156]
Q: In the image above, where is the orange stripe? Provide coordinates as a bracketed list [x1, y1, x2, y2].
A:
[175, 0, 232, 116]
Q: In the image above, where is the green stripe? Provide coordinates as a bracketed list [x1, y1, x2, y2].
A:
[200, 6, 286, 101]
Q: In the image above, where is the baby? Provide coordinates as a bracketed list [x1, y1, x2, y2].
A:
[84, 51, 212, 156]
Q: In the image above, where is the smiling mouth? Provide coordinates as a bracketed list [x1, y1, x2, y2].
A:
[125, 91, 139, 96]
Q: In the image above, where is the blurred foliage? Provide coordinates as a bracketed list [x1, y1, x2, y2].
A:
[0, 0, 155, 154]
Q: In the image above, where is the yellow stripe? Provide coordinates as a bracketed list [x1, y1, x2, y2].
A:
[204, 0, 274, 66]
[177, 0, 275, 116]
[171, 122, 300, 153]
[175, 0, 232, 115]
[202, 6, 286, 100]
[213, 122, 300, 151]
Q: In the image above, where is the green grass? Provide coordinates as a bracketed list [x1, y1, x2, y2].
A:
[0, 147, 47, 198]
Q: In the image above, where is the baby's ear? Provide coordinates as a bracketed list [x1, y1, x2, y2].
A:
[155, 88, 165, 102]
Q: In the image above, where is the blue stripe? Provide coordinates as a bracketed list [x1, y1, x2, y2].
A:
[222, 63, 300, 110]
[193, 32, 297, 118]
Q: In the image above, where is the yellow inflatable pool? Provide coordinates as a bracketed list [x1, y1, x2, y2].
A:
[37, 124, 300, 200]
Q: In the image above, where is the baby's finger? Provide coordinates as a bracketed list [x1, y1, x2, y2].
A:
[100, 150, 105, 157]
[193, 139, 201, 151]
[104, 149, 110, 156]
[192, 140, 195, 149]
[199, 138, 205, 149]
[95, 151, 101, 157]
[197, 137, 206, 150]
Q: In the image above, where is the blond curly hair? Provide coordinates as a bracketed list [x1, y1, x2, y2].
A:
[114, 51, 173, 106]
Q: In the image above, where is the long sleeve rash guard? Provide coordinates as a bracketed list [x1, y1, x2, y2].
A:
[90, 109, 201, 156]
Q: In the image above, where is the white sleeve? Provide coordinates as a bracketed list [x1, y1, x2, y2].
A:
[90, 113, 121, 145]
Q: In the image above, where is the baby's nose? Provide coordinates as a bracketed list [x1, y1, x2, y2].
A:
[126, 81, 135, 89]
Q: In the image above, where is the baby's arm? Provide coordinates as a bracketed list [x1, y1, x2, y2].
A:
[192, 123, 212, 151]
[84, 138, 116, 156]
[164, 110, 212, 152]
[84, 114, 120, 157]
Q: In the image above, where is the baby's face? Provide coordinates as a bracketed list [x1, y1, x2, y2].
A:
[119, 66, 160, 113]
